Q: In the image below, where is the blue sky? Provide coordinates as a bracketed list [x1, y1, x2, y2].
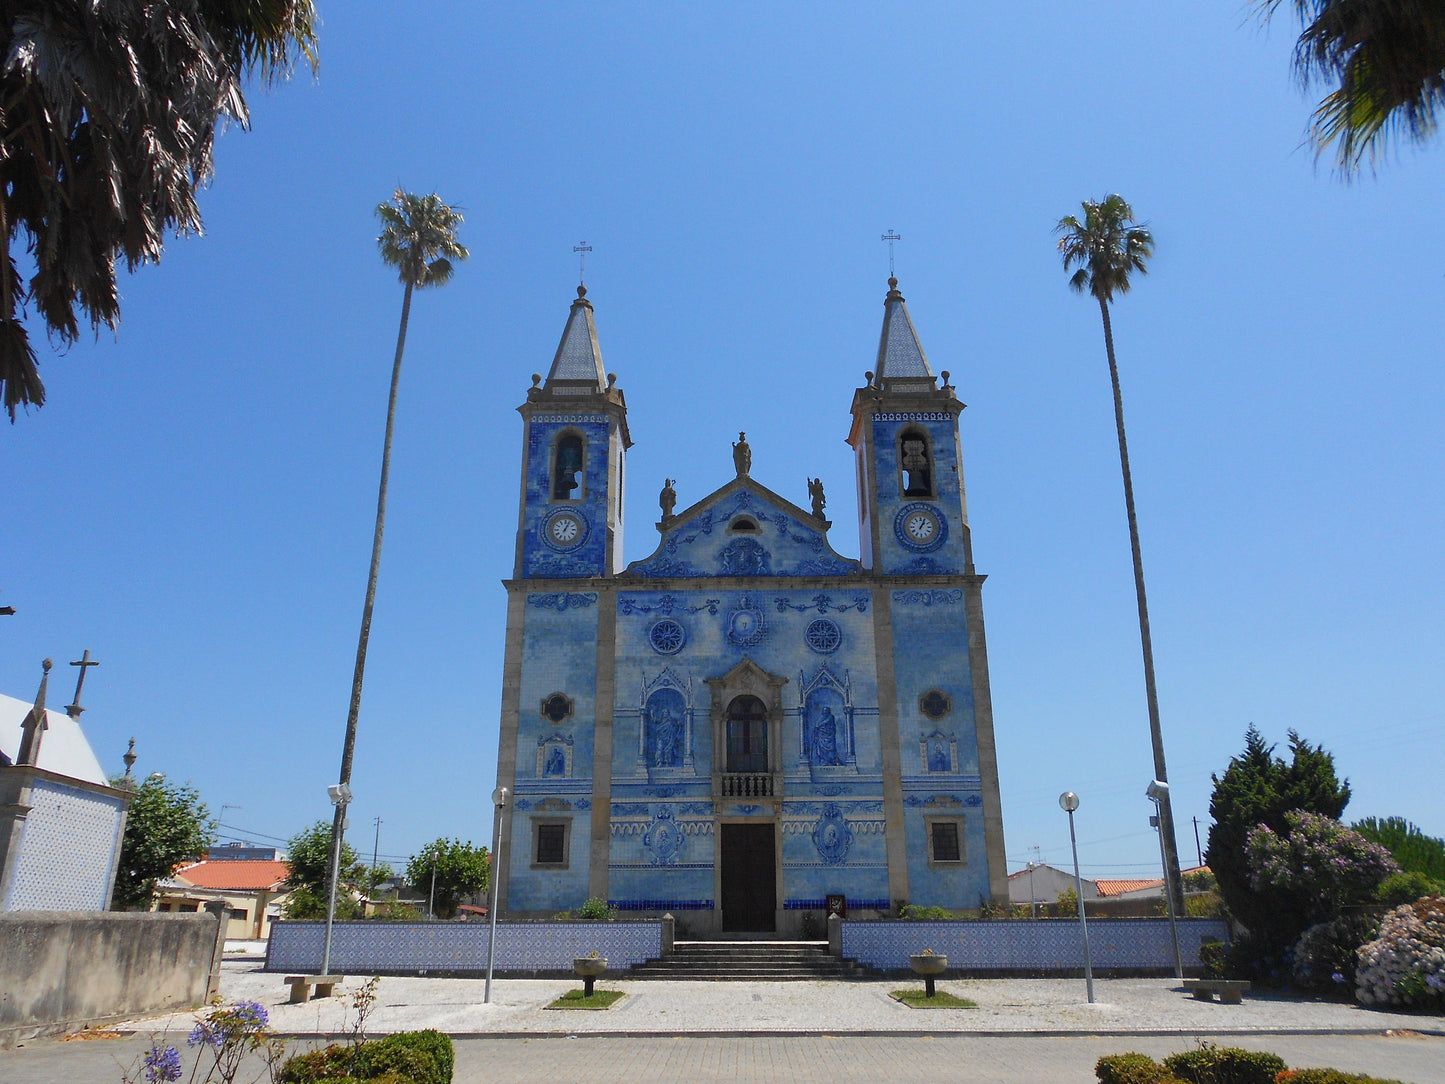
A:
[3, 3, 1441, 882]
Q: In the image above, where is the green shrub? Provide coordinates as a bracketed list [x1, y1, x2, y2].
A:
[1198, 940, 1227, 979]
[1277, 1070, 1410, 1084]
[578, 897, 616, 920]
[1095, 1052, 1170, 1084]
[279, 1031, 454, 1084]
[899, 904, 954, 920]
[1164, 1046, 1287, 1084]
[1374, 870, 1441, 907]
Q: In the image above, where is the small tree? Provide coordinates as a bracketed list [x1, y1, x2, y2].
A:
[284, 820, 366, 919]
[1206, 725, 1350, 942]
[406, 839, 489, 919]
[110, 774, 216, 910]
[1353, 817, 1445, 882]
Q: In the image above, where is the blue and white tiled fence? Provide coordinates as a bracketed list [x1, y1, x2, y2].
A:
[266, 921, 662, 976]
[842, 918, 1228, 973]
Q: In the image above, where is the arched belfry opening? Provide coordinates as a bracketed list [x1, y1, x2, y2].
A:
[551, 432, 585, 500]
[899, 426, 933, 497]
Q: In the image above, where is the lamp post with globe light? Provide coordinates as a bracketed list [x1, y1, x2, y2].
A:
[320, 782, 352, 980]
[1060, 791, 1094, 1003]
[1147, 779, 1184, 979]
[484, 786, 509, 1004]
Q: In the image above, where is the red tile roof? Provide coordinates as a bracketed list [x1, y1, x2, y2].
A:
[1094, 877, 1164, 897]
[173, 860, 289, 892]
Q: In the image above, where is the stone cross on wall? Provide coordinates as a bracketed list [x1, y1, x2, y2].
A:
[66, 649, 99, 720]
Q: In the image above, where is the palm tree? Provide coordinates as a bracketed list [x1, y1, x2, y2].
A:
[1255, 0, 1445, 171]
[321, 191, 467, 960]
[1055, 195, 1184, 915]
[0, 0, 317, 420]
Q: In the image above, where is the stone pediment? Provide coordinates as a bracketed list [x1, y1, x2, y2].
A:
[625, 477, 860, 580]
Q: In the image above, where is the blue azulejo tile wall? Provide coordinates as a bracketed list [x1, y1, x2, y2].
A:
[842, 918, 1229, 972]
[267, 920, 662, 975]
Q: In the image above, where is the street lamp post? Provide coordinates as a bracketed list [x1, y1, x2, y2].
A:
[428, 849, 438, 920]
[1147, 780, 1184, 979]
[484, 786, 509, 1005]
[1059, 791, 1094, 1004]
[1027, 861, 1037, 919]
[319, 782, 352, 979]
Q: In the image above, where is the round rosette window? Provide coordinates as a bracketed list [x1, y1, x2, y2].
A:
[804, 618, 842, 655]
[648, 618, 686, 655]
[541, 508, 590, 552]
[893, 502, 948, 553]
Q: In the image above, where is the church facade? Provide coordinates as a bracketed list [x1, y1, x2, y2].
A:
[492, 278, 1008, 934]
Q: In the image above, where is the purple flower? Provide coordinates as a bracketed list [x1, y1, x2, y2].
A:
[231, 1000, 269, 1030]
[187, 1022, 223, 1049]
[1331, 971, 1345, 984]
[143, 1045, 183, 1083]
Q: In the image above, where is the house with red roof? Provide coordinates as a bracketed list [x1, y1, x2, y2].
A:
[155, 858, 291, 940]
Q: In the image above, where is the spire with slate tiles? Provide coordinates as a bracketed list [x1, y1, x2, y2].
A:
[875, 276, 934, 383]
[543, 285, 607, 392]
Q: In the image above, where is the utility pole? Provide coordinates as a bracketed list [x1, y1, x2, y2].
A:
[1193, 816, 1204, 868]
[371, 817, 382, 893]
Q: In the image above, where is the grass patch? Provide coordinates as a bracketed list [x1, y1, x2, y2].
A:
[546, 989, 626, 1010]
[890, 989, 977, 1009]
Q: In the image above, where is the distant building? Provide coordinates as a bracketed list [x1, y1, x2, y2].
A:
[1007, 863, 1098, 907]
[1095, 865, 1211, 901]
[0, 673, 131, 912]
[205, 843, 283, 862]
[155, 859, 291, 939]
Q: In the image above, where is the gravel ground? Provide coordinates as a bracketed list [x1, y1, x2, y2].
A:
[110, 960, 1445, 1038]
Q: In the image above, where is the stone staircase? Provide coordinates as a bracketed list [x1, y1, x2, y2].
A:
[625, 940, 880, 981]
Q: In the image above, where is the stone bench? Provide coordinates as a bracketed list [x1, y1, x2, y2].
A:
[284, 975, 343, 1004]
[1183, 978, 1250, 1005]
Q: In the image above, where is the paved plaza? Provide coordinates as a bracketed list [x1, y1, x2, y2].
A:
[1, 959, 1440, 1083]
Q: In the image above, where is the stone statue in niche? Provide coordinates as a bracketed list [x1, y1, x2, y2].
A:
[660, 478, 677, 519]
[808, 477, 826, 518]
[732, 431, 751, 476]
[545, 745, 566, 776]
[812, 705, 841, 766]
[928, 741, 950, 772]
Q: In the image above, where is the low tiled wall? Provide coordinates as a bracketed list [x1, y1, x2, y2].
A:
[841, 917, 1228, 974]
[266, 920, 662, 977]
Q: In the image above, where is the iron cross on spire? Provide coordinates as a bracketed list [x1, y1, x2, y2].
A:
[573, 241, 593, 286]
[67, 649, 99, 720]
[881, 229, 902, 279]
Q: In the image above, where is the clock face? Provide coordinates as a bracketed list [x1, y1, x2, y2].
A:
[893, 502, 948, 553]
[905, 511, 937, 542]
[541, 509, 588, 551]
[550, 516, 581, 543]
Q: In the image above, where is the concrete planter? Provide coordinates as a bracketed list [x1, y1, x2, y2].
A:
[573, 956, 608, 996]
[909, 952, 948, 997]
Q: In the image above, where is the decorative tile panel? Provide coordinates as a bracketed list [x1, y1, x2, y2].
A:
[266, 920, 663, 974]
[841, 918, 1229, 971]
[5, 778, 126, 911]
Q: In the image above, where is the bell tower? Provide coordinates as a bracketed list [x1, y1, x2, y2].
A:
[515, 286, 631, 579]
[847, 277, 973, 576]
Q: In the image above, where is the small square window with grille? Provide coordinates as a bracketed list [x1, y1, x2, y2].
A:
[930, 821, 961, 863]
[536, 823, 566, 865]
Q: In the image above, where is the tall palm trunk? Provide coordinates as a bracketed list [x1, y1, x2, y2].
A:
[323, 279, 414, 910]
[1098, 297, 1185, 915]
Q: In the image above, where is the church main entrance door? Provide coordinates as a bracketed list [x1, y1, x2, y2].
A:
[720, 823, 776, 932]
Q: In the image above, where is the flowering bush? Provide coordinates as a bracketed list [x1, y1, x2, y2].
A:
[1247, 810, 1399, 927]
[1355, 895, 1445, 1009]
[1290, 914, 1379, 993]
[125, 999, 284, 1084]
